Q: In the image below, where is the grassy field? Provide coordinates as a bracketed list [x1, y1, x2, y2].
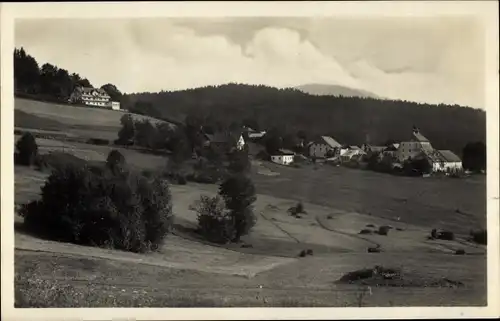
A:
[15, 98, 174, 141]
[12, 99, 488, 307]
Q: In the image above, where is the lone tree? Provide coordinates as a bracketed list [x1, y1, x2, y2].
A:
[462, 141, 486, 172]
[117, 114, 135, 145]
[106, 150, 126, 173]
[15, 132, 38, 166]
[227, 149, 251, 174]
[219, 174, 257, 242]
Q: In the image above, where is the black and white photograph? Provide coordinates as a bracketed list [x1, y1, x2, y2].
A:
[1, 1, 499, 320]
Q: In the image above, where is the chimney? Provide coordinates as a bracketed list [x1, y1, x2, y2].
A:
[412, 126, 419, 134]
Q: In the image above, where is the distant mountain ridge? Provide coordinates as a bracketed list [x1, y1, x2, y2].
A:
[295, 83, 380, 99]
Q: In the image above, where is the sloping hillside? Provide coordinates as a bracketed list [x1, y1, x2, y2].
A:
[14, 98, 175, 140]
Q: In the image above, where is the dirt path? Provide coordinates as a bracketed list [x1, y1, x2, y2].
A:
[258, 211, 300, 244]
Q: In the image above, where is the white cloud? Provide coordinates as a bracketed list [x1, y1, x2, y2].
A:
[14, 18, 484, 108]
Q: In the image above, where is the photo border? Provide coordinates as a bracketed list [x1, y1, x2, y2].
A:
[1, 1, 499, 320]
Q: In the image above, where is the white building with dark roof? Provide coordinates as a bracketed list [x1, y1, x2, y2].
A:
[430, 150, 463, 172]
[271, 149, 295, 165]
[69, 86, 120, 110]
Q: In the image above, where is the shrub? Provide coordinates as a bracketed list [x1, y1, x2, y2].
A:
[227, 149, 251, 174]
[470, 229, 487, 245]
[438, 230, 455, 241]
[366, 224, 376, 228]
[288, 201, 306, 217]
[195, 174, 257, 244]
[20, 164, 173, 253]
[306, 249, 314, 256]
[177, 175, 187, 185]
[377, 226, 390, 236]
[15, 132, 38, 166]
[299, 250, 307, 257]
[455, 249, 466, 255]
[431, 228, 438, 239]
[368, 247, 381, 253]
[194, 195, 235, 244]
[87, 138, 109, 146]
[106, 150, 126, 173]
[359, 229, 373, 235]
[35, 152, 90, 172]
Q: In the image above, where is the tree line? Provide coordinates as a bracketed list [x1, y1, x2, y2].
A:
[124, 83, 486, 159]
[14, 47, 486, 171]
[14, 47, 123, 103]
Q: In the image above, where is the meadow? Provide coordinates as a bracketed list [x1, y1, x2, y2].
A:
[14, 98, 173, 141]
[13, 99, 488, 307]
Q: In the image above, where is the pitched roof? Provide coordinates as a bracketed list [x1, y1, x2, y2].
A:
[79, 87, 109, 96]
[412, 129, 430, 143]
[366, 145, 386, 152]
[437, 150, 462, 163]
[205, 133, 230, 143]
[319, 136, 341, 148]
[273, 149, 295, 155]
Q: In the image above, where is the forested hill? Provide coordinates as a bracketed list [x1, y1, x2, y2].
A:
[123, 83, 485, 155]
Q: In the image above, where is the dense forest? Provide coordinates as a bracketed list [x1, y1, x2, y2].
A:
[14, 47, 486, 158]
[124, 84, 486, 156]
[13, 47, 122, 103]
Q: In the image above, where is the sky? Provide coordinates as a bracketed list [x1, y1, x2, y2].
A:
[15, 17, 485, 108]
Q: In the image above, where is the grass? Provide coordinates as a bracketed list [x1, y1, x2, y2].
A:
[10, 107, 488, 307]
[15, 249, 487, 307]
[251, 162, 486, 234]
[15, 98, 174, 140]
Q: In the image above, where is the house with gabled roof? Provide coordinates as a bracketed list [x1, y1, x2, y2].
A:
[430, 150, 463, 172]
[69, 86, 119, 109]
[395, 127, 463, 173]
[271, 149, 295, 165]
[308, 135, 342, 159]
[396, 127, 434, 162]
[203, 130, 245, 153]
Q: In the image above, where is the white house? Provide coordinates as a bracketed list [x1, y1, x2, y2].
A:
[340, 147, 366, 163]
[271, 149, 295, 165]
[429, 150, 463, 172]
[111, 101, 121, 110]
[308, 136, 342, 159]
[69, 87, 111, 107]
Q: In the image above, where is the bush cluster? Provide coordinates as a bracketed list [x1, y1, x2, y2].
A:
[15, 132, 39, 166]
[470, 229, 487, 245]
[19, 154, 173, 253]
[194, 174, 257, 244]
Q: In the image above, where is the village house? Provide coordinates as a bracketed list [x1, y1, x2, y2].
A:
[426, 150, 463, 173]
[396, 127, 434, 162]
[69, 86, 121, 110]
[380, 143, 400, 159]
[340, 146, 366, 163]
[243, 126, 267, 140]
[308, 136, 342, 159]
[270, 149, 295, 165]
[395, 127, 463, 173]
[361, 144, 386, 156]
[203, 131, 245, 154]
